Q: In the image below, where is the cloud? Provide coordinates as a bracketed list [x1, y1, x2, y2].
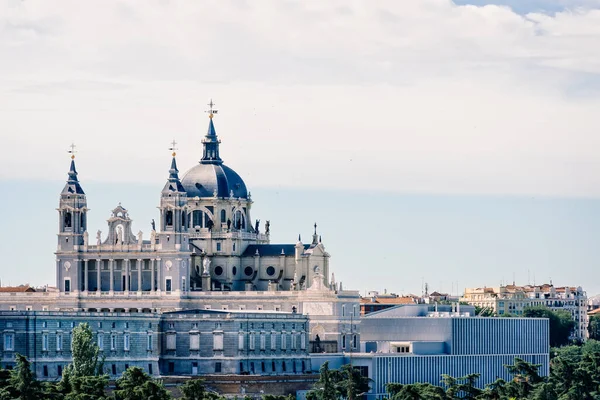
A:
[1, 0, 600, 197]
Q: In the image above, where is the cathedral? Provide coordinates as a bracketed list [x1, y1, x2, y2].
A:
[1, 103, 360, 357]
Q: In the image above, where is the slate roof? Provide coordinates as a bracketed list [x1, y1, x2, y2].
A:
[241, 244, 310, 257]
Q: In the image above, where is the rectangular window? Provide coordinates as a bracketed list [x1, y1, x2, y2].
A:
[342, 335, 346, 349]
[301, 333, 306, 350]
[57, 334, 63, 351]
[182, 277, 186, 292]
[167, 334, 176, 350]
[64, 279, 71, 293]
[168, 362, 174, 374]
[43, 365, 48, 377]
[353, 334, 357, 348]
[111, 364, 116, 375]
[291, 333, 297, 350]
[281, 333, 287, 350]
[238, 333, 244, 351]
[215, 362, 222, 373]
[110, 335, 116, 351]
[98, 334, 104, 350]
[147, 334, 153, 351]
[271, 334, 277, 350]
[166, 278, 172, 292]
[260, 334, 266, 350]
[342, 305, 345, 317]
[58, 365, 63, 376]
[148, 364, 153, 375]
[124, 334, 130, 351]
[190, 334, 200, 350]
[42, 334, 49, 351]
[216, 242, 222, 252]
[4, 334, 14, 351]
[249, 333, 255, 350]
[213, 334, 223, 351]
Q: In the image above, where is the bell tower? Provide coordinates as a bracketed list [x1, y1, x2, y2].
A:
[157, 142, 190, 293]
[56, 144, 88, 293]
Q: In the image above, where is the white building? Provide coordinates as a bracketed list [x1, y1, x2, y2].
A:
[0, 103, 360, 354]
[461, 283, 588, 341]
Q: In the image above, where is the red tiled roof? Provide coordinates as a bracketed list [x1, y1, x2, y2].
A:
[360, 297, 415, 305]
[0, 285, 35, 293]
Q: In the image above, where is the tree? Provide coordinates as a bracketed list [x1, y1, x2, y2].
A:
[306, 362, 339, 400]
[70, 323, 102, 377]
[10, 354, 43, 400]
[65, 375, 109, 400]
[503, 358, 543, 399]
[180, 379, 220, 400]
[588, 316, 600, 341]
[335, 364, 371, 400]
[114, 367, 170, 400]
[523, 306, 576, 347]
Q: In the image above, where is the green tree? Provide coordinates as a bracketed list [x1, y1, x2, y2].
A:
[114, 367, 170, 400]
[523, 306, 576, 347]
[65, 375, 109, 400]
[306, 362, 338, 400]
[335, 364, 371, 400]
[476, 378, 507, 400]
[70, 323, 102, 377]
[10, 354, 43, 400]
[180, 379, 220, 400]
[503, 357, 543, 399]
[588, 316, 600, 341]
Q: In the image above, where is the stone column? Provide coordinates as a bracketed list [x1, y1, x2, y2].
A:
[151, 259, 155, 293]
[156, 258, 161, 293]
[124, 259, 130, 293]
[84, 260, 89, 293]
[96, 259, 102, 293]
[137, 259, 142, 294]
[109, 259, 114, 293]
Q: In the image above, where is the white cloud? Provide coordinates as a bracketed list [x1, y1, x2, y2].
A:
[1, 0, 600, 197]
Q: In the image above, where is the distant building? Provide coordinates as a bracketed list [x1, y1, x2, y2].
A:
[312, 304, 549, 398]
[0, 309, 310, 379]
[360, 291, 415, 316]
[461, 284, 588, 341]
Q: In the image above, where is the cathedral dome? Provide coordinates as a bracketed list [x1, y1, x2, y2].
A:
[181, 106, 248, 199]
[181, 163, 248, 198]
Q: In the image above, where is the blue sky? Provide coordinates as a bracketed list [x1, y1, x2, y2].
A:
[1, 0, 600, 296]
[2, 178, 599, 296]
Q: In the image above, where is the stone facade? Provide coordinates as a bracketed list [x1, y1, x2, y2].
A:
[0, 309, 309, 379]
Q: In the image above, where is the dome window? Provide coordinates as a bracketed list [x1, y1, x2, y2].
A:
[266, 266, 276, 276]
[214, 266, 223, 276]
[244, 266, 253, 276]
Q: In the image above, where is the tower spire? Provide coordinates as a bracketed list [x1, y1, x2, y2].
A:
[163, 140, 185, 194]
[62, 143, 85, 195]
[201, 99, 223, 164]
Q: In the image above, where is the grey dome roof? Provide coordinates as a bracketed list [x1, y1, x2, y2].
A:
[181, 163, 248, 199]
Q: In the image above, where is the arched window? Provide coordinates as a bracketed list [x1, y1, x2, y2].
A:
[64, 212, 72, 228]
[232, 209, 245, 230]
[221, 210, 226, 223]
[165, 210, 173, 226]
[80, 213, 85, 230]
[181, 211, 186, 228]
[191, 210, 213, 229]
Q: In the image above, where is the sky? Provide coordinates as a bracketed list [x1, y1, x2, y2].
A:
[0, 0, 599, 296]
